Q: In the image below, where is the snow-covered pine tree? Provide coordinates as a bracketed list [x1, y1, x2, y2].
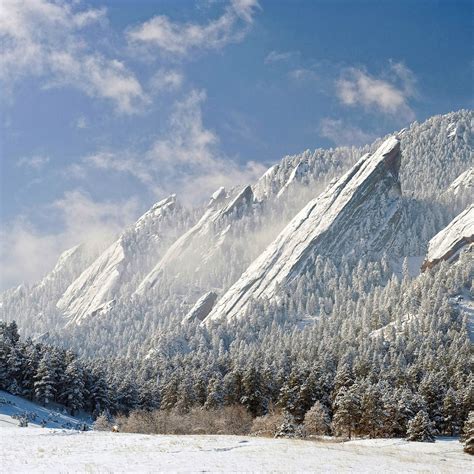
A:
[34, 353, 57, 406]
[461, 411, 474, 455]
[406, 410, 435, 442]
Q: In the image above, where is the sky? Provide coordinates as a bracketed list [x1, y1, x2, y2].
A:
[0, 0, 473, 289]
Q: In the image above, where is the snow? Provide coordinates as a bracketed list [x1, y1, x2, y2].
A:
[450, 289, 474, 343]
[205, 137, 402, 324]
[446, 168, 473, 196]
[423, 204, 474, 269]
[58, 195, 178, 324]
[0, 391, 89, 430]
[0, 427, 469, 473]
[136, 186, 255, 295]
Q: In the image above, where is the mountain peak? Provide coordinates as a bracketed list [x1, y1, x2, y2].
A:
[204, 136, 402, 324]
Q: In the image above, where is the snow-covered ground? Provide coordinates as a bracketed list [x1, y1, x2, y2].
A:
[0, 390, 89, 429]
[0, 427, 470, 473]
[1, 391, 470, 472]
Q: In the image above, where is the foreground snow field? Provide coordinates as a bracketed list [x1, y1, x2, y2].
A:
[0, 427, 470, 473]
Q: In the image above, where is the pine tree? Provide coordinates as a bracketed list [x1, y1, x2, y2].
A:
[460, 411, 474, 455]
[275, 412, 299, 438]
[34, 353, 56, 405]
[442, 388, 459, 436]
[360, 383, 385, 438]
[406, 410, 435, 442]
[241, 366, 267, 417]
[204, 376, 224, 410]
[332, 385, 361, 439]
[61, 360, 85, 415]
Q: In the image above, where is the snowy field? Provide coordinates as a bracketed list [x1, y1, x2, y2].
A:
[1, 427, 470, 473]
[0, 391, 470, 473]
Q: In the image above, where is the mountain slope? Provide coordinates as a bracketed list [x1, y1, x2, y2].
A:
[204, 137, 402, 324]
[57, 195, 184, 324]
[135, 186, 255, 296]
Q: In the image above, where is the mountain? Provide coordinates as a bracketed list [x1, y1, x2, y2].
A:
[57, 195, 185, 325]
[0, 243, 96, 335]
[446, 168, 473, 196]
[1, 110, 472, 357]
[421, 204, 474, 271]
[135, 185, 256, 296]
[204, 137, 402, 324]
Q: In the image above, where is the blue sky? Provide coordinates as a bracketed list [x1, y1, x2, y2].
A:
[1, 0, 472, 288]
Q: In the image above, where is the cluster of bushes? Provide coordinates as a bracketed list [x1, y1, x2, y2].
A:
[95, 401, 474, 453]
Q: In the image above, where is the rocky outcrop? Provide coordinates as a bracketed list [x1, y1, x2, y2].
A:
[446, 168, 473, 196]
[182, 291, 218, 324]
[204, 137, 403, 324]
[58, 195, 181, 325]
[421, 205, 474, 271]
[135, 186, 255, 295]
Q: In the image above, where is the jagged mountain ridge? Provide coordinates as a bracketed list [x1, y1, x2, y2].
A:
[57, 195, 188, 325]
[1, 110, 472, 354]
[205, 137, 403, 324]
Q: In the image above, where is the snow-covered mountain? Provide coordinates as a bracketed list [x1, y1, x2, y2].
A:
[446, 168, 473, 196]
[135, 186, 256, 296]
[204, 137, 403, 324]
[421, 204, 474, 271]
[0, 243, 97, 335]
[1, 110, 472, 356]
[57, 195, 186, 325]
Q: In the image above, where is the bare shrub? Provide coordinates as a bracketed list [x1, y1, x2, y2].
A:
[117, 405, 252, 436]
[303, 402, 331, 437]
[93, 413, 113, 432]
[250, 412, 284, 437]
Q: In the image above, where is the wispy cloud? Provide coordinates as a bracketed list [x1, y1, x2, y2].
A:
[81, 89, 266, 204]
[319, 118, 375, 146]
[75, 116, 87, 129]
[149, 69, 184, 95]
[0, 0, 146, 114]
[16, 155, 50, 170]
[127, 0, 260, 56]
[264, 50, 299, 64]
[336, 63, 416, 120]
[0, 191, 140, 290]
[288, 68, 318, 82]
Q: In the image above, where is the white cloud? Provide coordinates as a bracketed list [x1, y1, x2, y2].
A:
[82, 89, 266, 204]
[319, 118, 375, 146]
[75, 116, 87, 129]
[264, 50, 299, 64]
[127, 0, 260, 56]
[289, 68, 318, 82]
[17, 155, 50, 169]
[0, 191, 140, 290]
[150, 69, 184, 94]
[0, 0, 146, 113]
[336, 64, 416, 120]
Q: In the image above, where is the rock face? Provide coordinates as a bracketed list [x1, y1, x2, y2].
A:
[57, 195, 181, 325]
[135, 186, 255, 295]
[421, 204, 474, 271]
[204, 137, 403, 324]
[182, 291, 218, 324]
[447, 168, 473, 196]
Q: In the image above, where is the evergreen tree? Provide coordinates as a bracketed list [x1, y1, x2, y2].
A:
[332, 385, 362, 439]
[460, 411, 474, 455]
[406, 410, 435, 442]
[34, 353, 56, 405]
